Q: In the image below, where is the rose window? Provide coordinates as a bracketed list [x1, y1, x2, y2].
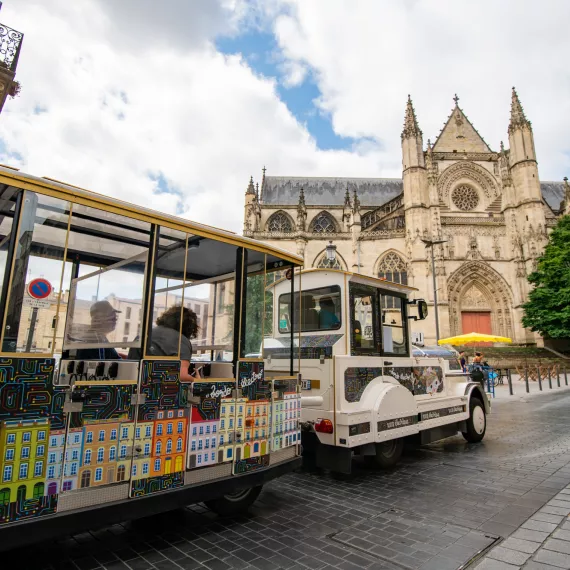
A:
[451, 185, 479, 211]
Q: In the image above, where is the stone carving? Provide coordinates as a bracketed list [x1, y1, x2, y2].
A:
[438, 161, 500, 203]
[461, 285, 491, 310]
[451, 185, 479, 211]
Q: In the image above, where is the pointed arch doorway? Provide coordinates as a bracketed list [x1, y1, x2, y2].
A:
[460, 284, 492, 340]
[447, 262, 514, 340]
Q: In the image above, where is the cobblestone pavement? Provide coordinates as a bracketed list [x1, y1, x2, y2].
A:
[475, 483, 570, 569]
[6, 390, 570, 570]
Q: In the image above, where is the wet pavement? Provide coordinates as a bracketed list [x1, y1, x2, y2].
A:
[6, 390, 570, 570]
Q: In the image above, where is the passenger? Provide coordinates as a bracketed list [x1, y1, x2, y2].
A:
[148, 305, 201, 382]
[318, 297, 340, 329]
[72, 300, 121, 360]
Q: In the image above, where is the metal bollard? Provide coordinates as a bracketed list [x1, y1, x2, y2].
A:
[548, 367, 552, 389]
[507, 369, 513, 395]
[565, 368, 569, 387]
[525, 368, 529, 393]
[557, 365, 561, 388]
[537, 366, 543, 391]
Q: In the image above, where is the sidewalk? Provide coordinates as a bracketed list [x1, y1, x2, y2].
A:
[487, 373, 570, 402]
[475, 483, 570, 569]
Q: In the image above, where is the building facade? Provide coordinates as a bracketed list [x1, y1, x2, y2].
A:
[244, 90, 570, 345]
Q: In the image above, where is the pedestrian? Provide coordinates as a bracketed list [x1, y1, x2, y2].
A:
[458, 350, 467, 372]
[473, 352, 484, 365]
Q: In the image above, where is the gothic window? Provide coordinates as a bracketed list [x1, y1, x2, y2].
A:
[310, 212, 337, 234]
[316, 253, 343, 270]
[267, 211, 293, 233]
[377, 252, 408, 286]
[451, 185, 479, 211]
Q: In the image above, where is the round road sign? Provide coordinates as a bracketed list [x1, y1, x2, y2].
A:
[27, 278, 52, 300]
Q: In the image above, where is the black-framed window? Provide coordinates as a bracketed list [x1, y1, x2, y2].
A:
[278, 285, 341, 333]
[381, 293, 408, 355]
[349, 284, 381, 355]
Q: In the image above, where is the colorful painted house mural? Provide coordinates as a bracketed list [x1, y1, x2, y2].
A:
[283, 392, 301, 448]
[45, 428, 65, 496]
[188, 406, 220, 468]
[131, 421, 154, 481]
[244, 400, 269, 458]
[151, 409, 187, 476]
[62, 427, 83, 491]
[0, 418, 49, 504]
[218, 396, 246, 462]
[78, 418, 128, 488]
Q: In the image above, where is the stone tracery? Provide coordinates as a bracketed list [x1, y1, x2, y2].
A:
[266, 211, 294, 233]
[438, 161, 500, 205]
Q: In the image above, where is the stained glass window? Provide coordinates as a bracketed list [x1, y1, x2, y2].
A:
[267, 212, 293, 233]
[310, 212, 337, 233]
[377, 252, 408, 309]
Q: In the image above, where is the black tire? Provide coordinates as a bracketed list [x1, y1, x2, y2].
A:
[462, 397, 486, 443]
[204, 485, 263, 516]
[372, 438, 403, 468]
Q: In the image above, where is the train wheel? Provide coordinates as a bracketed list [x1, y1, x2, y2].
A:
[205, 485, 263, 516]
[462, 397, 486, 443]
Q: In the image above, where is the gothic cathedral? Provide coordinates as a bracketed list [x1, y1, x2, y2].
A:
[243, 89, 570, 345]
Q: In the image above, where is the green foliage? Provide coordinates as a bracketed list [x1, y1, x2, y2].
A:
[522, 216, 570, 338]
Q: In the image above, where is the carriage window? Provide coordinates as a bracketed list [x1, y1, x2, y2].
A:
[381, 294, 407, 355]
[0, 186, 21, 314]
[350, 285, 380, 355]
[2, 191, 71, 354]
[278, 285, 341, 333]
[146, 228, 188, 359]
[63, 205, 151, 358]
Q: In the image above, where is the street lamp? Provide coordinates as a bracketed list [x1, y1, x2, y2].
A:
[420, 238, 448, 342]
[325, 241, 337, 267]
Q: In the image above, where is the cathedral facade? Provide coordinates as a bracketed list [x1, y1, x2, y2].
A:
[243, 89, 570, 346]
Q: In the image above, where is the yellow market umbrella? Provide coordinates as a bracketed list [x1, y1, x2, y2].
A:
[437, 332, 512, 346]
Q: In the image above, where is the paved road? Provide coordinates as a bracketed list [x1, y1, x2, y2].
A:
[6, 390, 570, 570]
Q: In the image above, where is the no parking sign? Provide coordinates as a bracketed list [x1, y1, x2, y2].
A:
[25, 278, 53, 309]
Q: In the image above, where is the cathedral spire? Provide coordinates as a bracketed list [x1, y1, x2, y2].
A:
[298, 186, 306, 208]
[508, 87, 531, 134]
[401, 94, 422, 140]
[344, 184, 351, 208]
[255, 182, 260, 200]
[245, 175, 255, 195]
[352, 187, 360, 213]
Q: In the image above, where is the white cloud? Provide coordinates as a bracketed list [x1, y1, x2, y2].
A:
[1, 0, 385, 234]
[271, 0, 570, 179]
[1, 0, 568, 244]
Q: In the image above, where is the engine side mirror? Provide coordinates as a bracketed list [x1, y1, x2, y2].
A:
[417, 299, 428, 321]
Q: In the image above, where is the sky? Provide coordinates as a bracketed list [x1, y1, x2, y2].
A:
[2, 0, 569, 234]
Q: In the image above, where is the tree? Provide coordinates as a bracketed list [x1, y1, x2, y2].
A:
[522, 216, 570, 338]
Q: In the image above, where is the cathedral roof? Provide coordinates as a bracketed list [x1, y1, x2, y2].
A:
[260, 176, 564, 213]
[432, 96, 492, 154]
[262, 176, 403, 207]
[541, 181, 565, 212]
